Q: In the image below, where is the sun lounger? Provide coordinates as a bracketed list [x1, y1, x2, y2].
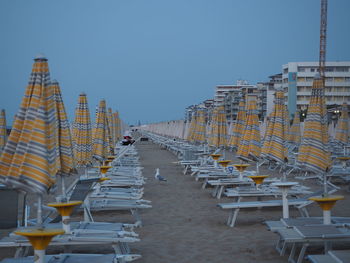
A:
[0, 253, 141, 263]
[217, 190, 327, 227]
[308, 250, 350, 263]
[275, 225, 350, 263]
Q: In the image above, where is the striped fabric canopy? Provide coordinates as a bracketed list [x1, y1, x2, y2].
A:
[229, 98, 246, 149]
[113, 111, 122, 141]
[237, 100, 261, 161]
[261, 91, 288, 164]
[193, 109, 207, 144]
[297, 77, 331, 174]
[72, 93, 93, 167]
[334, 103, 349, 144]
[107, 107, 116, 146]
[51, 81, 75, 176]
[0, 56, 61, 194]
[92, 99, 113, 161]
[288, 111, 301, 144]
[186, 112, 197, 142]
[0, 109, 7, 153]
[208, 105, 227, 148]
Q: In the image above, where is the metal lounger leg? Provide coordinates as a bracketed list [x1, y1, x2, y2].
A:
[296, 243, 309, 263]
[201, 179, 208, 189]
[131, 208, 142, 226]
[217, 186, 224, 199]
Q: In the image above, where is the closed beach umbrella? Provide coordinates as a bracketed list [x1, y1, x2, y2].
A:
[113, 111, 122, 141]
[297, 76, 331, 176]
[72, 93, 92, 167]
[0, 55, 59, 194]
[288, 111, 301, 144]
[334, 103, 349, 145]
[261, 91, 288, 164]
[0, 109, 7, 153]
[208, 105, 227, 148]
[237, 100, 261, 161]
[194, 109, 207, 144]
[229, 99, 246, 149]
[51, 80, 75, 198]
[107, 107, 116, 146]
[52, 81, 75, 174]
[186, 112, 197, 143]
[92, 99, 113, 162]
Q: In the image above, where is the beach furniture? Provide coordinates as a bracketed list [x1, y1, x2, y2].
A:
[217, 190, 327, 227]
[0, 253, 141, 263]
[308, 250, 350, 263]
[274, 225, 350, 263]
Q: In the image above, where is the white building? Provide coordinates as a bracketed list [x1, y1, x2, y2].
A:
[282, 62, 350, 116]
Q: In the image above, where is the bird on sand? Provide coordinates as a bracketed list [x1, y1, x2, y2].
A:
[154, 168, 167, 181]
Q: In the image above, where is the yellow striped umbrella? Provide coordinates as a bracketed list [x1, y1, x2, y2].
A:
[237, 100, 261, 161]
[72, 93, 93, 167]
[208, 105, 227, 148]
[51, 80, 75, 175]
[92, 99, 113, 161]
[288, 111, 301, 144]
[229, 99, 246, 149]
[297, 77, 331, 174]
[186, 112, 197, 142]
[113, 111, 122, 141]
[261, 91, 288, 164]
[334, 103, 349, 144]
[107, 107, 116, 146]
[194, 109, 206, 144]
[0, 56, 61, 194]
[0, 109, 7, 153]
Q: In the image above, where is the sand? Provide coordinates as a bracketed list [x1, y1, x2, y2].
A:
[0, 139, 350, 262]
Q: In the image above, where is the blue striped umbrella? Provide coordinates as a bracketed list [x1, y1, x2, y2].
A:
[261, 91, 288, 164]
[0, 109, 7, 153]
[297, 76, 331, 174]
[194, 109, 207, 144]
[334, 103, 349, 144]
[72, 93, 93, 167]
[288, 111, 301, 144]
[237, 100, 261, 161]
[92, 99, 113, 162]
[208, 106, 228, 148]
[0, 55, 60, 194]
[229, 98, 246, 149]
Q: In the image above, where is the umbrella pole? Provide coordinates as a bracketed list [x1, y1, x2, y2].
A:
[37, 195, 43, 227]
[61, 175, 67, 201]
[323, 173, 328, 196]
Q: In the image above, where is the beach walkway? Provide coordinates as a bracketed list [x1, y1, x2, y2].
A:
[131, 140, 286, 263]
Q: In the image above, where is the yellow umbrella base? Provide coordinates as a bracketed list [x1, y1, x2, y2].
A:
[309, 195, 344, 211]
[47, 201, 83, 217]
[15, 228, 65, 250]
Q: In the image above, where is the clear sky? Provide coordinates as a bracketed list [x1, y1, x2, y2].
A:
[1, 0, 349, 125]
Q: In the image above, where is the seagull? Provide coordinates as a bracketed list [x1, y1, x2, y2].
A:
[154, 168, 167, 181]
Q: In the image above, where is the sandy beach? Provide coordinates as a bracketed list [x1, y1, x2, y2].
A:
[1, 139, 350, 262]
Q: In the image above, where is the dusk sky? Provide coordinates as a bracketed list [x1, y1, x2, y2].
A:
[1, 0, 350, 125]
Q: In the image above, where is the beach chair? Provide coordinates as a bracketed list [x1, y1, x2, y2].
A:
[0, 253, 141, 263]
[274, 225, 350, 263]
[308, 250, 350, 263]
[217, 190, 327, 227]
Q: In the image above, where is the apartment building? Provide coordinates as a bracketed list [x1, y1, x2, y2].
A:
[282, 62, 350, 116]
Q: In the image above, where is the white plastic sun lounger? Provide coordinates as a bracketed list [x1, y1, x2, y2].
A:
[308, 250, 350, 263]
[0, 253, 141, 263]
[275, 225, 350, 263]
[217, 190, 327, 227]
